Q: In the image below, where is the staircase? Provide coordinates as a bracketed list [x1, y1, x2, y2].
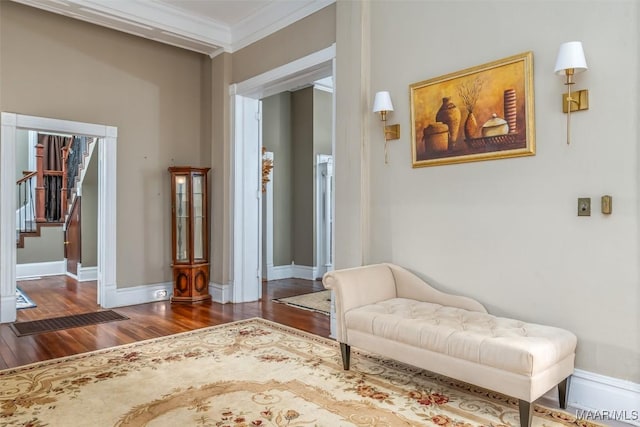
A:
[16, 135, 96, 248]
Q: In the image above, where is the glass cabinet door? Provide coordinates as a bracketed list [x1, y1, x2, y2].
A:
[192, 172, 205, 261]
[174, 174, 190, 262]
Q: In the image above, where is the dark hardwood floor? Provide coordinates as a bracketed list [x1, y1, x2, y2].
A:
[1, 276, 329, 370]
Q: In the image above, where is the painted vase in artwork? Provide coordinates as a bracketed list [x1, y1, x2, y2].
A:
[464, 110, 479, 140]
[435, 97, 461, 147]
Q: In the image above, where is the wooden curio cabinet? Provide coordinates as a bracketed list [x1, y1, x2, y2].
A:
[168, 167, 211, 303]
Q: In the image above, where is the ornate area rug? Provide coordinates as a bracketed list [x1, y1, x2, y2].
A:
[0, 318, 599, 426]
[274, 290, 331, 315]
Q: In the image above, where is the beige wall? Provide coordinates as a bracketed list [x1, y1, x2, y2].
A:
[17, 226, 64, 264]
[210, 52, 232, 286]
[15, 130, 29, 182]
[292, 87, 314, 267]
[231, 4, 336, 84]
[15, 129, 29, 208]
[81, 151, 98, 268]
[313, 89, 333, 157]
[263, 92, 293, 266]
[335, 0, 640, 382]
[0, 2, 210, 287]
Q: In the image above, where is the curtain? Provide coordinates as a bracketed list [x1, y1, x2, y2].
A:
[38, 134, 72, 221]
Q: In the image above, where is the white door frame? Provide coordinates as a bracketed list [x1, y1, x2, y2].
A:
[315, 154, 334, 278]
[0, 113, 117, 323]
[228, 44, 335, 303]
[262, 151, 274, 280]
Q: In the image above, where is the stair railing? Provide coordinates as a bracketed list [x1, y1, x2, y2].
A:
[16, 171, 37, 234]
[31, 136, 87, 225]
[35, 143, 45, 222]
[61, 138, 74, 219]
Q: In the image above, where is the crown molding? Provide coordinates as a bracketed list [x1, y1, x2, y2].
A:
[11, 0, 334, 57]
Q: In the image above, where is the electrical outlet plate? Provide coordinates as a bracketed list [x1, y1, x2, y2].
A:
[578, 198, 591, 216]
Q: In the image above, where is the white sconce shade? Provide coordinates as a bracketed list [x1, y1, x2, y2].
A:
[554, 41, 588, 74]
[372, 91, 399, 164]
[373, 91, 394, 113]
[554, 41, 589, 145]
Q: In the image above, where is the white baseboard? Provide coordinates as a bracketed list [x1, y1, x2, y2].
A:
[266, 264, 324, 281]
[568, 369, 640, 426]
[78, 266, 98, 282]
[104, 280, 231, 307]
[210, 282, 233, 304]
[16, 261, 65, 279]
[540, 369, 640, 426]
[102, 281, 172, 308]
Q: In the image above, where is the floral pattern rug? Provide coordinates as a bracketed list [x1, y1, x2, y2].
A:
[0, 318, 601, 427]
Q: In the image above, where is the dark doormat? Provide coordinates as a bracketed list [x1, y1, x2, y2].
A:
[10, 310, 129, 337]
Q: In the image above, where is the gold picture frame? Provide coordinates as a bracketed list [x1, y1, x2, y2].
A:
[410, 51, 535, 167]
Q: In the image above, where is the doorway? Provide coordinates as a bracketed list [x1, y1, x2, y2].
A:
[14, 130, 98, 281]
[0, 113, 118, 323]
[260, 89, 334, 283]
[230, 45, 336, 303]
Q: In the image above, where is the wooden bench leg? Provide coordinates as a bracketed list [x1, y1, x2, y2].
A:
[340, 343, 350, 370]
[518, 400, 533, 427]
[558, 376, 570, 409]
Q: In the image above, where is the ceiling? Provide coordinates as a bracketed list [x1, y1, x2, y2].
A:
[12, 0, 334, 57]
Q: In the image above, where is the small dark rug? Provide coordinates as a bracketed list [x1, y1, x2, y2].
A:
[10, 310, 129, 337]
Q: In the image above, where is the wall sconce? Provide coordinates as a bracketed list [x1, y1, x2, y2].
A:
[373, 91, 400, 164]
[554, 41, 589, 145]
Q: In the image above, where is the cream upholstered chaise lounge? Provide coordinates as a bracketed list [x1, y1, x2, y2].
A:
[322, 263, 577, 427]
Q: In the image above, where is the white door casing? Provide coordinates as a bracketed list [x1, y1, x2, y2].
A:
[0, 113, 117, 323]
[315, 154, 334, 277]
[230, 94, 262, 303]
[262, 151, 274, 280]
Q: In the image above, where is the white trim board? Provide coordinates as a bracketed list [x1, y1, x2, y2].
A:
[101, 281, 172, 308]
[570, 369, 640, 426]
[231, 45, 335, 99]
[539, 369, 640, 426]
[266, 264, 324, 281]
[16, 261, 66, 279]
[78, 265, 98, 282]
[12, 0, 334, 56]
[209, 282, 233, 304]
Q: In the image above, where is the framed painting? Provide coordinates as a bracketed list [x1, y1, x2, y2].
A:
[410, 51, 535, 167]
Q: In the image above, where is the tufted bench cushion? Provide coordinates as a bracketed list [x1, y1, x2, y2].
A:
[345, 298, 577, 377]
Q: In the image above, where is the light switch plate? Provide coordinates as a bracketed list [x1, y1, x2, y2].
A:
[578, 198, 591, 216]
